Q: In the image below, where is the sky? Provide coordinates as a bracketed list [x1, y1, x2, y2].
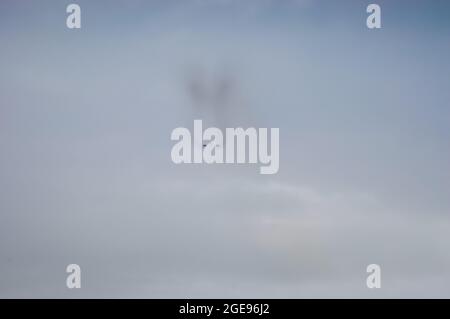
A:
[0, 0, 450, 298]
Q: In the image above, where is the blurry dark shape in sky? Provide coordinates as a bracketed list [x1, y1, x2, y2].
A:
[184, 64, 246, 129]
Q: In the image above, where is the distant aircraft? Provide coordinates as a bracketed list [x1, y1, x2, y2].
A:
[203, 142, 221, 149]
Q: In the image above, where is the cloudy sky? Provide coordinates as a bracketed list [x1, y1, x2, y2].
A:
[0, 0, 450, 298]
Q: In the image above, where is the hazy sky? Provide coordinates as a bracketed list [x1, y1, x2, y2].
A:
[1, 0, 450, 298]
